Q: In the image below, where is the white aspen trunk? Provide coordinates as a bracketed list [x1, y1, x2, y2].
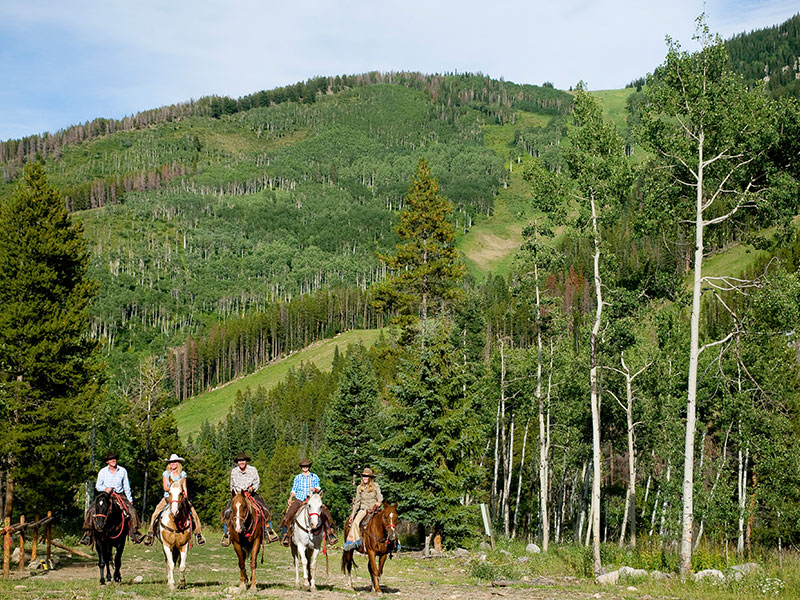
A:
[649, 488, 660, 537]
[504, 415, 515, 536]
[660, 463, 672, 543]
[576, 461, 588, 543]
[499, 338, 508, 523]
[589, 193, 603, 576]
[680, 130, 704, 577]
[737, 442, 749, 555]
[512, 418, 530, 538]
[696, 423, 731, 550]
[492, 400, 501, 520]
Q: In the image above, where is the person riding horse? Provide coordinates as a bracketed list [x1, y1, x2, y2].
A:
[221, 452, 278, 547]
[279, 457, 337, 546]
[143, 453, 206, 546]
[80, 452, 145, 545]
[343, 467, 382, 551]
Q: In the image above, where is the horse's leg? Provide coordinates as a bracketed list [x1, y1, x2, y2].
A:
[378, 552, 388, 587]
[97, 540, 106, 585]
[249, 538, 260, 590]
[309, 546, 319, 592]
[299, 544, 310, 590]
[178, 543, 188, 589]
[113, 540, 124, 583]
[367, 549, 381, 593]
[163, 540, 175, 591]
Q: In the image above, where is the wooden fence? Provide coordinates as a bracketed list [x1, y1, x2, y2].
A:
[2, 512, 53, 580]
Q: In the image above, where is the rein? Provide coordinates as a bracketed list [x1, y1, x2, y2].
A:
[294, 504, 323, 535]
[242, 492, 267, 564]
[94, 492, 127, 540]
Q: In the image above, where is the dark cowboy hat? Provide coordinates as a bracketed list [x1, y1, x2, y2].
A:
[299, 457, 312, 467]
[103, 452, 118, 462]
[361, 467, 376, 478]
[234, 452, 251, 462]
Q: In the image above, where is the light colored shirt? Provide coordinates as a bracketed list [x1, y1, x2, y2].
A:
[291, 472, 320, 501]
[230, 465, 260, 493]
[162, 469, 186, 497]
[96, 465, 133, 502]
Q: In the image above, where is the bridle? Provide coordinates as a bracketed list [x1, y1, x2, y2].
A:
[92, 493, 127, 540]
[294, 500, 323, 536]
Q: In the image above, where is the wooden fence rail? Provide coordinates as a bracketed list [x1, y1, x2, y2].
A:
[2, 512, 53, 580]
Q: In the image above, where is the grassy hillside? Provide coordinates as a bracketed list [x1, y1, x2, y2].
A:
[174, 327, 384, 438]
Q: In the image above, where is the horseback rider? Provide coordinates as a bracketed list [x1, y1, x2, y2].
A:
[279, 457, 337, 546]
[220, 452, 278, 547]
[79, 452, 145, 545]
[343, 467, 383, 551]
[143, 453, 206, 547]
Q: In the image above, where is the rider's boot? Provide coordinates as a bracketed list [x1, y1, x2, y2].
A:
[280, 525, 290, 547]
[220, 524, 231, 547]
[143, 532, 154, 546]
[326, 528, 338, 545]
[195, 532, 206, 545]
[79, 530, 92, 546]
[131, 530, 145, 544]
[266, 522, 280, 543]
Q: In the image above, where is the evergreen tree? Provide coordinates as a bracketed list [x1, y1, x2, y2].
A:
[0, 162, 101, 516]
[318, 343, 380, 523]
[375, 158, 465, 340]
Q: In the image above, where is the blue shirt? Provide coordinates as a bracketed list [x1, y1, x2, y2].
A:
[162, 469, 186, 497]
[96, 465, 133, 502]
[291, 472, 320, 501]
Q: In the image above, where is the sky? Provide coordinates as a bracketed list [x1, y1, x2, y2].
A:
[0, 0, 797, 141]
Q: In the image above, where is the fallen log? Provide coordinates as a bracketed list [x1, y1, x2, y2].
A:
[49, 541, 91, 559]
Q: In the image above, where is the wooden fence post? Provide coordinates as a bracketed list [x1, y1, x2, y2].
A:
[46, 511, 51, 566]
[18, 515, 25, 573]
[2, 516, 9, 580]
[31, 514, 38, 562]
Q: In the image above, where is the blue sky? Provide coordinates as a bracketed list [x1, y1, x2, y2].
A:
[1, 0, 797, 141]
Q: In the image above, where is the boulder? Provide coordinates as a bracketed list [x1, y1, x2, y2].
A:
[596, 569, 620, 585]
[526, 543, 541, 554]
[517, 556, 529, 564]
[619, 566, 648, 579]
[499, 549, 512, 557]
[730, 562, 761, 575]
[694, 568, 725, 582]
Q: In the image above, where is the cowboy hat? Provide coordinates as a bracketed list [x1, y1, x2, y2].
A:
[360, 467, 376, 478]
[103, 452, 117, 462]
[235, 452, 251, 462]
[165, 453, 185, 463]
[299, 457, 312, 467]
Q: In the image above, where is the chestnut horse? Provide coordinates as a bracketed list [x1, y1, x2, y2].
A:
[90, 491, 128, 585]
[341, 501, 398, 593]
[228, 490, 271, 590]
[157, 480, 192, 590]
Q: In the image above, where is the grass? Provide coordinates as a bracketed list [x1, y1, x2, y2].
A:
[173, 328, 384, 439]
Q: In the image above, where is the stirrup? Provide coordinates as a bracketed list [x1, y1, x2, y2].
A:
[220, 533, 231, 547]
[143, 533, 154, 546]
[196, 533, 206, 546]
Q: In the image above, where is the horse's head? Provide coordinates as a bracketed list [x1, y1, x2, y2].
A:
[381, 501, 398, 543]
[168, 480, 184, 517]
[93, 491, 113, 531]
[231, 490, 250, 534]
[305, 492, 323, 530]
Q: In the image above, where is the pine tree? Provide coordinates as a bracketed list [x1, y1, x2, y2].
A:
[318, 343, 380, 523]
[374, 158, 464, 340]
[0, 162, 101, 515]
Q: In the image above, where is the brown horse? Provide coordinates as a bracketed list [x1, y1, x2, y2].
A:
[228, 490, 270, 590]
[341, 501, 398, 593]
[157, 481, 192, 590]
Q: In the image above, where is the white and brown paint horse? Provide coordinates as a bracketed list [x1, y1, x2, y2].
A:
[289, 492, 325, 591]
[156, 480, 192, 590]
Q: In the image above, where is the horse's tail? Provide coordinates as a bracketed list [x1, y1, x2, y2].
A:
[341, 549, 356, 575]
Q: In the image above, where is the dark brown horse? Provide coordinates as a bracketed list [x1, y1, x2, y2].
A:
[341, 501, 398, 593]
[228, 490, 271, 590]
[90, 491, 129, 585]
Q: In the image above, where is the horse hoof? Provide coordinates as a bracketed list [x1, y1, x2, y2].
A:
[310, 585, 317, 592]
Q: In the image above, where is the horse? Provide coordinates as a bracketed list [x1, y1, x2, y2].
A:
[90, 491, 129, 585]
[341, 501, 398, 593]
[155, 480, 192, 590]
[289, 492, 325, 591]
[228, 490, 271, 590]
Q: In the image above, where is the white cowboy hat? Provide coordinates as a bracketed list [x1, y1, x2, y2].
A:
[165, 453, 185, 463]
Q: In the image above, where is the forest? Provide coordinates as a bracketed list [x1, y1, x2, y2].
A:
[1, 13, 800, 585]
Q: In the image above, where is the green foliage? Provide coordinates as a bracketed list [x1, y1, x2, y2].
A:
[0, 163, 102, 516]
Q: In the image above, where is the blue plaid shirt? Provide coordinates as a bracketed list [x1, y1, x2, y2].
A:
[95, 465, 133, 502]
[291, 472, 320, 501]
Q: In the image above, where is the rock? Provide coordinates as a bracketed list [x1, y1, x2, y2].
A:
[730, 562, 761, 575]
[452, 547, 470, 558]
[517, 556, 529, 563]
[478, 553, 487, 562]
[694, 568, 725, 582]
[627, 586, 638, 591]
[619, 566, 648, 578]
[499, 548, 512, 557]
[479, 541, 490, 550]
[224, 586, 241, 595]
[650, 570, 672, 580]
[593, 594, 603, 599]
[525, 543, 541, 554]
[133, 575, 144, 583]
[596, 570, 619, 585]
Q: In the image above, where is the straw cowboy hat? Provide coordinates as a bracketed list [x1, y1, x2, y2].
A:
[360, 468, 376, 478]
[299, 457, 312, 467]
[164, 453, 185, 463]
[235, 452, 251, 462]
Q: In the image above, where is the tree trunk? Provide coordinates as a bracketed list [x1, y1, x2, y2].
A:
[589, 193, 603, 576]
[680, 131, 704, 578]
[512, 418, 530, 538]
